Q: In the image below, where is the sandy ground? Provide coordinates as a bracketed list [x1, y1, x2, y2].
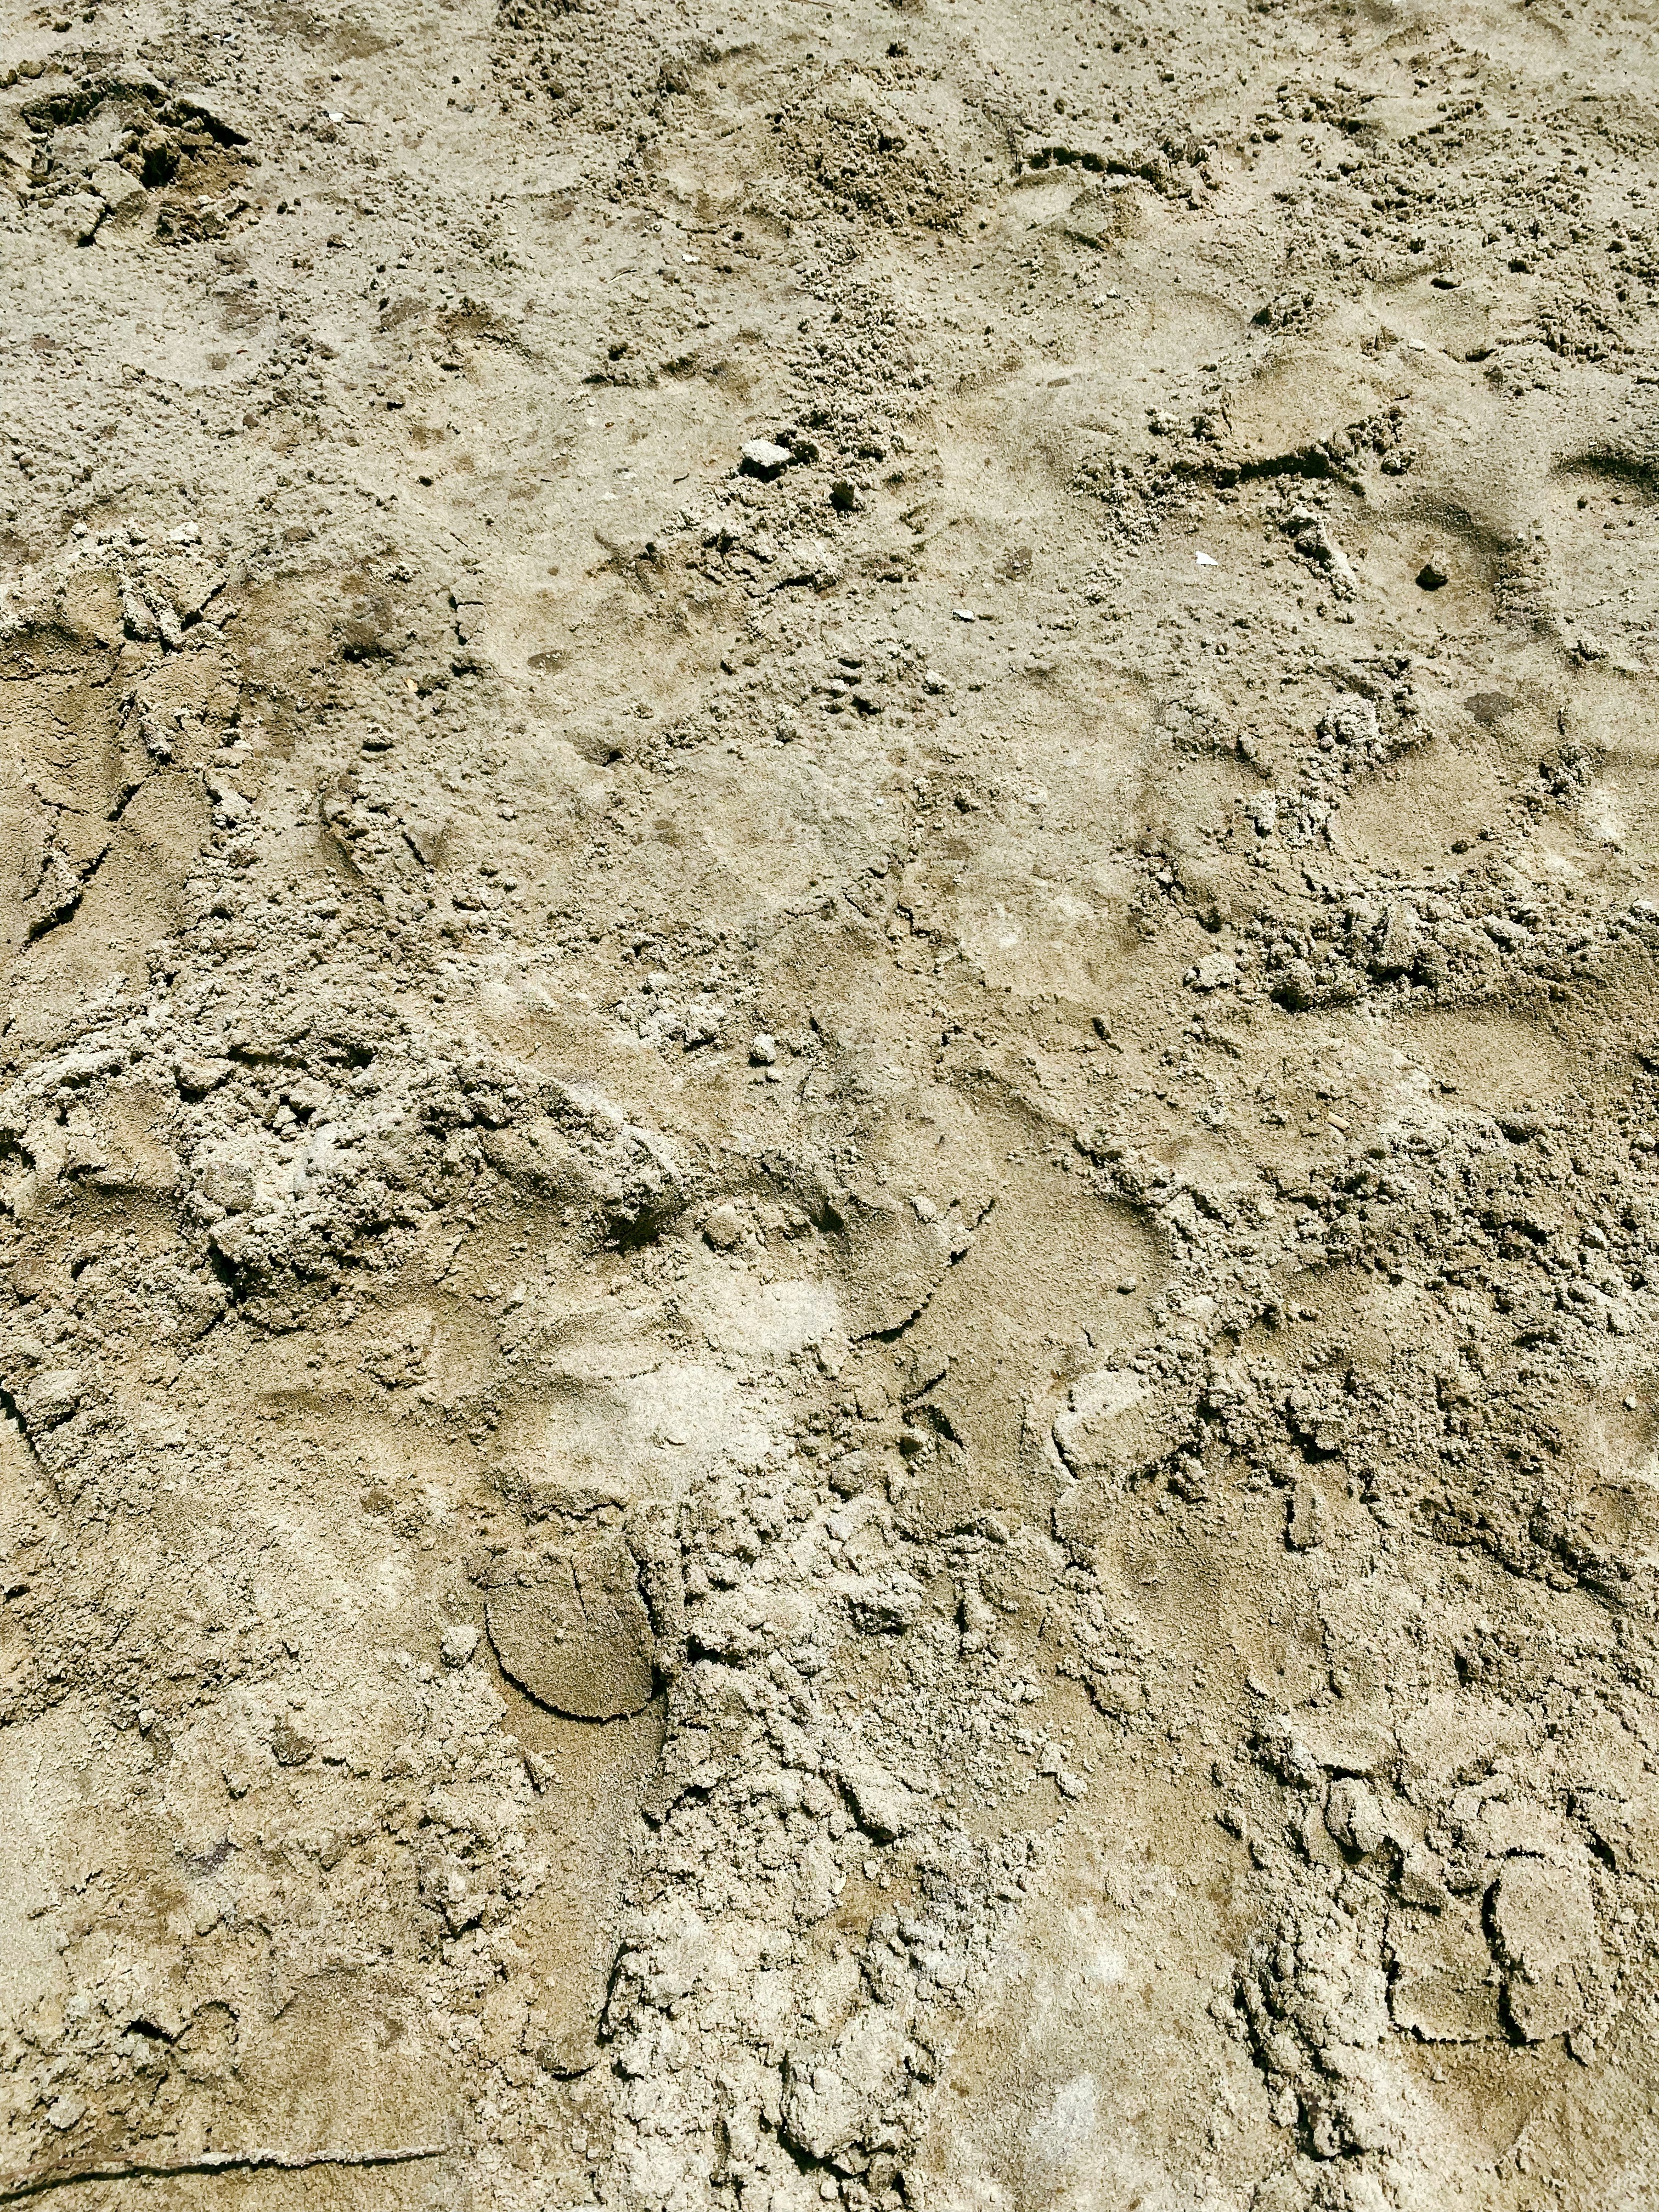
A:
[4, 0, 1659, 2207]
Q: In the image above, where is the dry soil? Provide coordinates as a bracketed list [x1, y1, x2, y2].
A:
[4, 0, 1659, 2208]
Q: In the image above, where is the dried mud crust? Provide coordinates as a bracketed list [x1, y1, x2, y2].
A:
[5, 0, 1659, 2209]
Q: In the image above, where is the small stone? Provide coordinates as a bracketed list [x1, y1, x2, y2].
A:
[1324, 1776, 1387, 1855]
[703, 1204, 743, 1250]
[741, 438, 794, 477]
[441, 1622, 481, 1667]
[91, 161, 147, 217]
[1192, 953, 1237, 992]
[842, 1758, 921, 1842]
[47, 2095, 86, 2132]
[1416, 554, 1449, 590]
[20, 1370, 81, 1430]
[749, 1032, 778, 1064]
[270, 1715, 314, 1768]
[1370, 901, 1418, 979]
